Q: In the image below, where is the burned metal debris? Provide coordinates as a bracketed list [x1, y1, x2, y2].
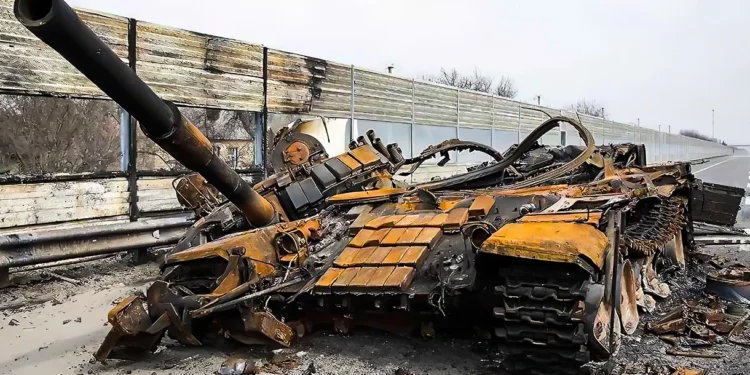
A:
[646, 295, 750, 363]
[706, 266, 750, 304]
[13, 0, 747, 374]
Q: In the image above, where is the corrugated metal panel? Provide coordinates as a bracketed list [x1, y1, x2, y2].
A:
[267, 49, 352, 117]
[458, 90, 492, 129]
[310, 62, 352, 118]
[519, 105, 550, 132]
[0, 1, 128, 97]
[353, 68, 412, 123]
[0, 178, 129, 228]
[414, 82, 457, 126]
[137, 173, 260, 213]
[137, 177, 182, 213]
[136, 21, 264, 111]
[493, 99, 522, 131]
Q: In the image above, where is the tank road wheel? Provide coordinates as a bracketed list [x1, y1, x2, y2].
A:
[662, 233, 686, 269]
[585, 283, 622, 358]
[618, 260, 639, 335]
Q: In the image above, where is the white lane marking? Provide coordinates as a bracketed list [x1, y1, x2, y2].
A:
[692, 158, 733, 174]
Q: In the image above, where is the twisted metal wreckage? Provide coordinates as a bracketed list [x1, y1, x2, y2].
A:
[14, 0, 744, 373]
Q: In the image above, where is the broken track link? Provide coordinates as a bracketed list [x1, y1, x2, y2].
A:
[489, 260, 595, 375]
[624, 197, 686, 257]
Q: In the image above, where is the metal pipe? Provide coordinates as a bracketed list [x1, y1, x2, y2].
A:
[517, 103, 521, 144]
[350, 64, 355, 142]
[191, 277, 304, 318]
[386, 143, 404, 165]
[119, 108, 130, 172]
[14, 0, 275, 227]
[456, 87, 460, 164]
[372, 138, 391, 159]
[0, 214, 193, 249]
[0, 226, 186, 268]
[10, 253, 115, 274]
[410, 79, 415, 184]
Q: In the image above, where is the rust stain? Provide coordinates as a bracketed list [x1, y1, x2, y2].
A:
[468, 195, 495, 217]
[414, 227, 442, 248]
[381, 228, 407, 246]
[314, 268, 344, 293]
[328, 188, 406, 203]
[480, 222, 608, 269]
[366, 266, 395, 289]
[399, 246, 428, 268]
[383, 266, 416, 292]
[364, 246, 391, 265]
[382, 246, 409, 265]
[519, 211, 603, 225]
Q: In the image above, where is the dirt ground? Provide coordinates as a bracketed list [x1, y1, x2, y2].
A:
[1, 245, 749, 375]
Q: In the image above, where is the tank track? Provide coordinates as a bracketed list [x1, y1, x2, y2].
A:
[490, 260, 595, 375]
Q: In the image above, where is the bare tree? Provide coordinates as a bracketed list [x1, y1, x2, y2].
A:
[466, 69, 493, 93]
[428, 68, 517, 98]
[431, 68, 463, 88]
[494, 76, 518, 99]
[566, 99, 608, 119]
[0, 95, 121, 175]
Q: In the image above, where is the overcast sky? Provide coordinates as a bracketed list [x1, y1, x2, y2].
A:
[68, 0, 750, 144]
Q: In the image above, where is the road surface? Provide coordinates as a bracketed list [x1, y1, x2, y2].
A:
[691, 155, 750, 228]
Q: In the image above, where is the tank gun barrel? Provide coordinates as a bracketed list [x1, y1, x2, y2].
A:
[14, 0, 275, 226]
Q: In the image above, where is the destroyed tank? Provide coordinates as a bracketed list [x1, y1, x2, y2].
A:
[15, 1, 743, 373]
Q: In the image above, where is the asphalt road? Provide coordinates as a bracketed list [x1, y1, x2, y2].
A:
[691, 155, 750, 228]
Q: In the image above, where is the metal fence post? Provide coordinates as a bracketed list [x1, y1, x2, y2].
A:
[456, 88, 460, 164]
[658, 125, 661, 163]
[668, 125, 671, 161]
[254, 112, 264, 167]
[350, 64, 355, 141]
[491, 95, 495, 149]
[120, 109, 130, 172]
[126, 18, 139, 222]
[261, 47, 269, 177]
[559, 109, 566, 146]
[411, 79, 415, 184]
[517, 103, 521, 144]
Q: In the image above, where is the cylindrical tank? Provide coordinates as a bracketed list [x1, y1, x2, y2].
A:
[14, 0, 275, 226]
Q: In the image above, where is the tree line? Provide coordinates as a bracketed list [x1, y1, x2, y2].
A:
[426, 67, 604, 119]
[427, 67, 722, 144]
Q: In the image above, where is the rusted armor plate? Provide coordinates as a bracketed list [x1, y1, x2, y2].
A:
[399, 246, 428, 268]
[383, 267, 416, 292]
[444, 208, 469, 230]
[349, 146, 381, 167]
[337, 154, 363, 172]
[480, 222, 608, 270]
[468, 195, 495, 217]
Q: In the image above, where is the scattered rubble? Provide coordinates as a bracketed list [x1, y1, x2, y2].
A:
[45, 271, 82, 286]
[706, 266, 750, 303]
[394, 368, 414, 375]
[646, 295, 749, 360]
[217, 357, 259, 375]
[671, 369, 705, 375]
